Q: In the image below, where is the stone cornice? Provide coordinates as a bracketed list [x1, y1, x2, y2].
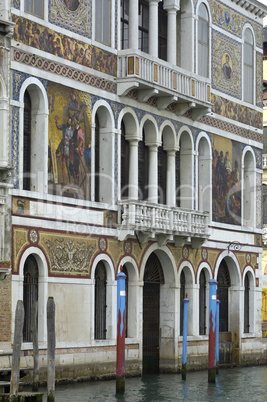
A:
[230, 0, 267, 18]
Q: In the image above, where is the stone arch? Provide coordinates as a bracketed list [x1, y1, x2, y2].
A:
[197, 262, 212, 336]
[177, 126, 194, 209]
[119, 256, 139, 338]
[16, 246, 48, 343]
[196, 132, 212, 215]
[178, 261, 195, 335]
[91, 253, 116, 339]
[19, 78, 49, 193]
[242, 146, 256, 228]
[91, 101, 115, 204]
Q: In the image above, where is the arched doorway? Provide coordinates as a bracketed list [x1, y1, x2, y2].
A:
[94, 262, 107, 340]
[217, 260, 231, 332]
[23, 255, 39, 342]
[143, 253, 164, 373]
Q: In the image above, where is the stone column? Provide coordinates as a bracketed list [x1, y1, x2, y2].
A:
[129, 0, 139, 49]
[164, 1, 180, 65]
[166, 150, 176, 207]
[128, 139, 139, 200]
[148, 144, 158, 203]
[148, 0, 161, 57]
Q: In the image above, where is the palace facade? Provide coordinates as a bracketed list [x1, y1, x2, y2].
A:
[0, 0, 267, 380]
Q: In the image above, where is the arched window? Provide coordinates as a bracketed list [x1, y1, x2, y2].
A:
[95, 0, 111, 46]
[120, 121, 129, 199]
[23, 255, 38, 342]
[138, 138, 149, 200]
[158, 146, 167, 204]
[244, 273, 250, 333]
[138, 0, 149, 53]
[121, 0, 129, 49]
[175, 151, 180, 207]
[95, 262, 107, 340]
[122, 265, 128, 337]
[23, 90, 31, 191]
[199, 270, 207, 335]
[217, 260, 231, 332]
[198, 4, 209, 78]
[180, 270, 185, 336]
[243, 28, 254, 104]
[94, 114, 100, 202]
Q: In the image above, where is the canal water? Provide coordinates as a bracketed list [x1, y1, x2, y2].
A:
[37, 365, 267, 401]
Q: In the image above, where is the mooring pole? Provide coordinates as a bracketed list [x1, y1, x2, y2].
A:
[10, 300, 25, 400]
[31, 300, 39, 392]
[116, 266, 126, 394]
[208, 279, 217, 383]
[47, 297, 56, 402]
[182, 294, 189, 380]
[216, 295, 220, 375]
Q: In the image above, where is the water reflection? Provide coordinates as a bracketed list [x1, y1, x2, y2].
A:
[36, 366, 267, 401]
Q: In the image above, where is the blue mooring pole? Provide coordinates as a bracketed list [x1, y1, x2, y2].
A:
[116, 266, 126, 394]
[182, 294, 189, 380]
[208, 279, 217, 383]
[216, 295, 220, 374]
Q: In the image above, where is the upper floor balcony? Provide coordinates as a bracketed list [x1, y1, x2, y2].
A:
[117, 50, 212, 120]
[263, 154, 267, 169]
[117, 199, 210, 248]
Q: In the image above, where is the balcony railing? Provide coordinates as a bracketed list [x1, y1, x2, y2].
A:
[263, 154, 267, 169]
[118, 200, 210, 246]
[117, 50, 212, 117]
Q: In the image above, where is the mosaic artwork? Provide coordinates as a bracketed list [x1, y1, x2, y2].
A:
[12, 16, 117, 77]
[49, 0, 91, 38]
[211, 94, 262, 129]
[209, 0, 262, 47]
[48, 83, 91, 200]
[212, 31, 241, 99]
[212, 134, 242, 225]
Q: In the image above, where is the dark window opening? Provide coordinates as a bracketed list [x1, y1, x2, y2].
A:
[23, 255, 38, 342]
[95, 262, 107, 339]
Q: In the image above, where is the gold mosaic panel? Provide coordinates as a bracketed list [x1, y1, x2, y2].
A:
[209, 0, 262, 47]
[39, 231, 98, 276]
[211, 94, 262, 129]
[13, 227, 29, 273]
[12, 198, 30, 215]
[212, 31, 241, 99]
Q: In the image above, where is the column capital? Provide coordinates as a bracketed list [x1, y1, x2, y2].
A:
[147, 0, 161, 3]
[163, 0, 180, 11]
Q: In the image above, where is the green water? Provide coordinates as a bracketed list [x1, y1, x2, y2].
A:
[37, 366, 267, 401]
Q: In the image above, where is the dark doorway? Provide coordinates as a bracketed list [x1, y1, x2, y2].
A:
[95, 262, 107, 339]
[143, 253, 164, 373]
[199, 270, 207, 335]
[23, 255, 38, 342]
[217, 260, 231, 332]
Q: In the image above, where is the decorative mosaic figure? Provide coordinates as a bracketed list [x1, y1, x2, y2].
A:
[222, 53, 232, 80]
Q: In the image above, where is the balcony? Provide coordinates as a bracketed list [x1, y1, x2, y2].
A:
[117, 50, 212, 120]
[263, 154, 267, 169]
[117, 200, 210, 248]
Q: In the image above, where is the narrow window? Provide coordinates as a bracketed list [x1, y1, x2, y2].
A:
[199, 270, 207, 335]
[158, 2, 167, 61]
[244, 28, 254, 104]
[95, 262, 107, 340]
[122, 265, 128, 337]
[95, 115, 100, 202]
[23, 255, 38, 342]
[158, 146, 167, 204]
[120, 121, 129, 199]
[138, 0, 149, 53]
[198, 4, 209, 78]
[25, 0, 43, 18]
[121, 0, 129, 49]
[95, 0, 111, 46]
[23, 90, 31, 191]
[138, 138, 149, 200]
[217, 260, 231, 332]
[180, 270, 185, 336]
[244, 273, 250, 333]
